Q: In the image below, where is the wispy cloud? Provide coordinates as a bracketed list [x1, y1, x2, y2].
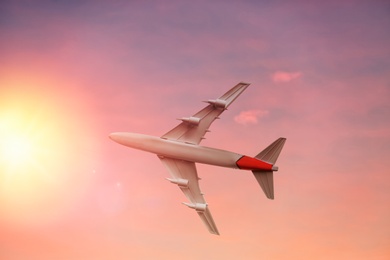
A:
[234, 109, 269, 125]
[272, 71, 302, 83]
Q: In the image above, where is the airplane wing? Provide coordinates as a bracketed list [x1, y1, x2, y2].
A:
[161, 82, 250, 145]
[158, 156, 220, 235]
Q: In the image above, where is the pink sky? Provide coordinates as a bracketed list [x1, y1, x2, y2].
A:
[1, 0, 389, 259]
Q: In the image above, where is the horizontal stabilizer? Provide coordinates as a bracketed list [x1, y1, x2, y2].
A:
[256, 138, 286, 164]
[253, 171, 274, 199]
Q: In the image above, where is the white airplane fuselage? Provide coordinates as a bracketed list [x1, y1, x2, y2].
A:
[109, 82, 286, 234]
[109, 132, 275, 171]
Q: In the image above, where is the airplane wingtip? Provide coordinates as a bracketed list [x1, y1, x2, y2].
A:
[239, 81, 251, 85]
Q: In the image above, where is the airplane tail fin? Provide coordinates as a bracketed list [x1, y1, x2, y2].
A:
[252, 138, 286, 200]
[255, 137, 286, 165]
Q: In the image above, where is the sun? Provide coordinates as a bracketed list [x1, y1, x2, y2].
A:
[0, 75, 99, 227]
[1, 131, 33, 168]
[0, 101, 93, 227]
[0, 112, 37, 172]
[0, 101, 70, 225]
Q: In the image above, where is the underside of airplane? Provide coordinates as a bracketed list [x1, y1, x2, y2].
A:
[110, 82, 286, 235]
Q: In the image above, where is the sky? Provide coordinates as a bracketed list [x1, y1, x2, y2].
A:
[0, 0, 389, 259]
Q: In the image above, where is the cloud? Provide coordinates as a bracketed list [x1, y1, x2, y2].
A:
[272, 71, 302, 83]
[234, 109, 269, 125]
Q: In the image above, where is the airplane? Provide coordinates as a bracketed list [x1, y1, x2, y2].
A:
[109, 82, 286, 235]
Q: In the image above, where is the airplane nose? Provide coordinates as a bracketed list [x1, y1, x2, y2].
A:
[109, 132, 121, 142]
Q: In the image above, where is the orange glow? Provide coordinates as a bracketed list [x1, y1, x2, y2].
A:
[1, 1, 390, 258]
[0, 75, 97, 227]
[0, 129, 33, 167]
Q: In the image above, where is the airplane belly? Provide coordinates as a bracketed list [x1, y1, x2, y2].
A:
[109, 82, 287, 235]
[156, 139, 242, 168]
[121, 133, 242, 168]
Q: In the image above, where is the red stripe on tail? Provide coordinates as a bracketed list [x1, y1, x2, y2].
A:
[236, 156, 273, 171]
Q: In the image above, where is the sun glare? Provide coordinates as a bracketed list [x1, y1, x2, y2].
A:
[0, 110, 38, 172]
[1, 129, 33, 168]
[0, 77, 97, 227]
